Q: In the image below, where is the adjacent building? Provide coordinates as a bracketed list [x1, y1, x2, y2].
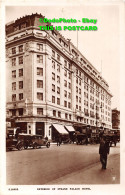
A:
[6, 13, 112, 140]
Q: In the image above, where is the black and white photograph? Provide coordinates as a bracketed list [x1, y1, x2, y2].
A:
[0, 0, 125, 195]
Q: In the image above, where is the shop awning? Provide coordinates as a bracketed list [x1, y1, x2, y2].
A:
[65, 125, 75, 132]
[53, 124, 68, 134]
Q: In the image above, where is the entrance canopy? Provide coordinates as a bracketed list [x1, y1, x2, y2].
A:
[53, 124, 68, 134]
[65, 125, 75, 132]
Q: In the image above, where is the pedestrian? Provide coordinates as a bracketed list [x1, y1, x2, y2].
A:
[57, 134, 61, 146]
[99, 136, 110, 169]
[85, 135, 88, 145]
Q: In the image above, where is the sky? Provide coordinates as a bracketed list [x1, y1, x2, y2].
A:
[5, 4, 121, 110]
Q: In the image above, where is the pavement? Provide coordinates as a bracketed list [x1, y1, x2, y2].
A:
[46, 144, 120, 185]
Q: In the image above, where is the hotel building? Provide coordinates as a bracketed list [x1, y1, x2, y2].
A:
[6, 13, 112, 140]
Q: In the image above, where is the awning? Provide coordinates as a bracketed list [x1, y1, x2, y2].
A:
[53, 124, 68, 134]
[65, 125, 75, 132]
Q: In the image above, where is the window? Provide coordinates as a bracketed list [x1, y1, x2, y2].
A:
[57, 87, 60, 94]
[12, 47, 16, 54]
[79, 71, 81, 77]
[76, 96, 78, 102]
[64, 101, 67, 107]
[37, 44, 43, 51]
[68, 82, 71, 89]
[37, 68, 43, 76]
[12, 70, 16, 78]
[18, 108, 23, 116]
[76, 104, 78, 109]
[79, 97, 81, 103]
[37, 55, 43, 63]
[57, 76, 60, 83]
[57, 64, 60, 72]
[12, 58, 16, 66]
[53, 110, 56, 117]
[19, 93, 23, 100]
[52, 60, 55, 69]
[52, 96, 55, 103]
[37, 93, 43, 100]
[57, 98, 60, 105]
[68, 102, 71, 109]
[52, 72, 55, 80]
[68, 63, 71, 69]
[19, 69, 23, 77]
[76, 86, 78, 93]
[76, 69, 78, 75]
[79, 88, 81, 94]
[64, 80, 67, 87]
[76, 77, 78, 84]
[68, 92, 71, 99]
[79, 79, 81, 86]
[57, 54, 60, 61]
[52, 84, 55, 92]
[37, 108, 43, 115]
[12, 82, 16, 90]
[68, 72, 71, 79]
[64, 60, 67, 67]
[65, 113, 68, 119]
[19, 81, 23, 89]
[37, 80, 43, 88]
[12, 94, 16, 101]
[64, 69, 67, 77]
[52, 50, 55, 57]
[19, 45, 23, 53]
[64, 90, 67, 97]
[79, 106, 81, 111]
[11, 109, 16, 116]
[69, 114, 72, 120]
[19, 56, 23, 64]
[58, 111, 61, 118]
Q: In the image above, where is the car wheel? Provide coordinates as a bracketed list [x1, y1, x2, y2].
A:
[24, 145, 28, 149]
[46, 142, 50, 148]
[33, 143, 37, 149]
[17, 143, 24, 151]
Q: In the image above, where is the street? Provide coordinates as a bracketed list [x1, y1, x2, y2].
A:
[6, 143, 120, 185]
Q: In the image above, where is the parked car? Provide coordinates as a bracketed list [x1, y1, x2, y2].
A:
[23, 134, 50, 149]
[76, 133, 87, 145]
[6, 135, 24, 151]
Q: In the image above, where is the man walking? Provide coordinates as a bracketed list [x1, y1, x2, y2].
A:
[99, 136, 110, 169]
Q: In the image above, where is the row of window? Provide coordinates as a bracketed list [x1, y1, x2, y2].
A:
[76, 96, 81, 103]
[52, 50, 71, 70]
[12, 56, 23, 66]
[12, 45, 23, 54]
[12, 81, 23, 90]
[76, 105, 81, 111]
[11, 43, 43, 55]
[52, 60, 60, 72]
[53, 110, 72, 120]
[76, 68, 82, 77]
[76, 77, 82, 86]
[76, 87, 81, 94]
[12, 93, 23, 101]
[12, 69, 23, 78]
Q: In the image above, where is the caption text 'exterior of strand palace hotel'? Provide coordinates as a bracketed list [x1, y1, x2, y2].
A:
[6, 13, 112, 140]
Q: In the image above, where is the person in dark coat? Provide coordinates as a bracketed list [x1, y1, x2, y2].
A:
[57, 134, 61, 146]
[99, 136, 110, 169]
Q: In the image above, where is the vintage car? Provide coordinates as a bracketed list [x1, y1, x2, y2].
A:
[76, 133, 87, 145]
[6, 135, 24, 151]
[23, 134, 50, 149]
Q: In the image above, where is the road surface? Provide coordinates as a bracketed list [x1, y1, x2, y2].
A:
[6, 143, 120, 185]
